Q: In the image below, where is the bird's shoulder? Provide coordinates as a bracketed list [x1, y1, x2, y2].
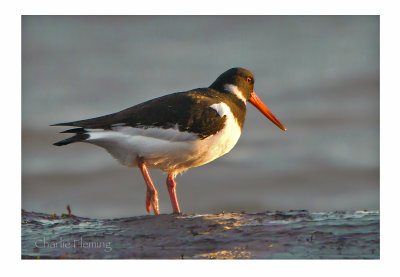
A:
[116, 88, 228, 137]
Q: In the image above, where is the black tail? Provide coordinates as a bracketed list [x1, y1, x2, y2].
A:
[60, 127, 87, 134]
[53, 132, 90, 146]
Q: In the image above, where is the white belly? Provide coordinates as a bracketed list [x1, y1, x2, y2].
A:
[85, 102, 242, 174]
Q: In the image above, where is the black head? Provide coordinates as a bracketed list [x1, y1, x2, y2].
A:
[210, 67, 287, 131]
[209, 67, 255, 101]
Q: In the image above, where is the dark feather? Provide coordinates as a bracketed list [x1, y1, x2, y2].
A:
[51, 88, 246, 139]
[53, 133, 90, 146]
[60, 128, 87, 134]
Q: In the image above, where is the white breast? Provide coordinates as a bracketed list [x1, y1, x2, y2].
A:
[195, 102, 242, 164]
[84, 102, 242, 174]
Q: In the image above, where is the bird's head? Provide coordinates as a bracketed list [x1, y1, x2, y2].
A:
[210, 67, 286, 131]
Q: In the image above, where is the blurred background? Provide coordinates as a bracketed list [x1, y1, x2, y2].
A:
[22, 16, 379, 218]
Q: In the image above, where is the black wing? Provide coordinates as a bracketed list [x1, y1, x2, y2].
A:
[52, 89, 227, 139]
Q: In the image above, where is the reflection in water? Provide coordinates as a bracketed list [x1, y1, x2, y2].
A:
[194, 247, 252, 259]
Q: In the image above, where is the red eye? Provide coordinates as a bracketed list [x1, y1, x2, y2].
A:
[246, 77, 252, 83]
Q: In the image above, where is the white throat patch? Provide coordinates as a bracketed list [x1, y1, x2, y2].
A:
[224, 84, 247, 103]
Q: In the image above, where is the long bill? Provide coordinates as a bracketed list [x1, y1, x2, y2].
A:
[248, 92, 287, 131]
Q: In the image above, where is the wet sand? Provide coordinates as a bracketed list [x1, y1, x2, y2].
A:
[22, 210, 379, 259]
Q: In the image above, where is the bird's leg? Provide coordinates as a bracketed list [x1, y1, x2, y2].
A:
[166, 173, 181, 214]
[137, 157, 159, 215]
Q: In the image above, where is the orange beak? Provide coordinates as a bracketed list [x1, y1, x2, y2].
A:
[248, 92, 287, 131]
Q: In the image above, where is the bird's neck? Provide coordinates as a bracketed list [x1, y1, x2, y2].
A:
[216, 90, 247, 130]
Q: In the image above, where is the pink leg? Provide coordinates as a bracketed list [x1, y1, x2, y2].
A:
[166, 173, 181, 214]
[137, 157, 159, 215]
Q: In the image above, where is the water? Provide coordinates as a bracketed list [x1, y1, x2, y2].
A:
[22, 16, 379, 218]
[21, 210, 379, 259]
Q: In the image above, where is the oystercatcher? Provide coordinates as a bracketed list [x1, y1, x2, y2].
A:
[52, 68, 286, 215]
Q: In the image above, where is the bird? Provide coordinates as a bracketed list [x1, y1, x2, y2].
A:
[52, 67, 286, 215]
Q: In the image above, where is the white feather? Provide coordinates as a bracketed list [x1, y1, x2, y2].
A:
[224, 84, 247, 103]
[111, 125, 198, 142]
[210, 103, 230, 117]
[85, 103, 242, 174]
